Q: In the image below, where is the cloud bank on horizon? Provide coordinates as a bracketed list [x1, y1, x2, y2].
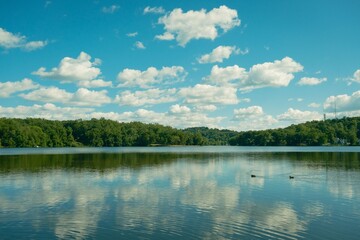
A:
[0, 1, 359, 131]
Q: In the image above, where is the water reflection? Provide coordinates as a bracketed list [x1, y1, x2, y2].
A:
[0, 150, 360, 239]
[1, 151, 359, 172]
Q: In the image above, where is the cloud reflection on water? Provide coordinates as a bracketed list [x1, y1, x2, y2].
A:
[0, 151, 360, 239]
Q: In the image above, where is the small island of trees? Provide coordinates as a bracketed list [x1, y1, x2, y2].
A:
[0, 117, 359, 148]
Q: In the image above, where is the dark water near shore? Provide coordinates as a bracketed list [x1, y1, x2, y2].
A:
[1, 146, 360, 239]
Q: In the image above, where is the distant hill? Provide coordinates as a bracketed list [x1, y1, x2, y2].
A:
[183, 127, 238, 145]
[229, 117, 360, 146]
[0, 117, 359, 147]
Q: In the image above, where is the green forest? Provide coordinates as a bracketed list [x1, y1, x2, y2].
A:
[0, 117, 359, 147]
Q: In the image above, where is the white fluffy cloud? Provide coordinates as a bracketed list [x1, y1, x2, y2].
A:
[308, 102, 321, 108]
[207, 57, 303, 91]
[233, 106, 264, 119]
[32, 52, 112, 88]
[0, 27, 47, 51]
[156, 5, 240, 46]
[23, 41, 48, 51]
[231, 106, 278, 131]
[144, 6, 165, 14]
[169, 104, 191, 114]
[352, 69, 360, 83]
[0, 103, 223, 129]
[20, 87, 111, 107]
[324, 91, 360, 113]
[277, 108, 322, 122]
[155, 32, 175, 41]
[0, 28, 23, 48]
[0, 103, 94, 120]
[71, 88, 111, 106]
[0, 78, 39, 97]
[115, 88, 177, 107]
[297, 77, 327, 86]
[195, 105, 217, 112]
[102, 5, 120, 14]
[77, 79, 112, 88]
[198, 46, 246, 64]
[92, 108, 224, 129]
[20, 87, 71, 103]
[243, 57, 303, 91]
[206, 65, 247, 86]
[117, 66, 186, 88]
[126, 32, 138, 37]
[134, 41, 146, 49]
[179, 84, 238, 105]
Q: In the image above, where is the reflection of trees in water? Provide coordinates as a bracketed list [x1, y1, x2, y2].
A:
[1, 150, 359, 239]
[0, 151, 359, 173]
[242, 152, 360, 170]
[0, 152, 222, 173]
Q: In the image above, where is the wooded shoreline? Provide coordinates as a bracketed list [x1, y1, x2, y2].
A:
[0, 117, 359, 147]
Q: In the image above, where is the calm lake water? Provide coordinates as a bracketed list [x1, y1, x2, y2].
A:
[1, 146, 360, 239]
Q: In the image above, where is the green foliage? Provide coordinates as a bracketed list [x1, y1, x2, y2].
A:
[0, 118, 215, 147]
[229, 117, 360, 146]
[183, 127, 238, 145]
[0, 117, 359, 147]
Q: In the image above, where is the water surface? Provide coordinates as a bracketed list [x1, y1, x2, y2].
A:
[1, 147, 360, 239]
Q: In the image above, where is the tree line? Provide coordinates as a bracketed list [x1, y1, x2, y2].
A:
[229, 117, 360, 146]
[0, 117, 359, 147]
[0, 118, 210, 147]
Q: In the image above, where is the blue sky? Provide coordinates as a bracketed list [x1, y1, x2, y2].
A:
[1, 0, 359, 130]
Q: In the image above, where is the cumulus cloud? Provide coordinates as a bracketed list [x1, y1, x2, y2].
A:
[102, 5, 120, 14]
[114, 88, 177, 107]
[179, 84, 238, 105]
[243, 57, 303, 91]
[207, 57, 303, 91]
[144, 6, 165, 15]
[71, 88, 111, 106]
[324, 91, 360, 113]
[233, 106, 264, 119]
[0, 103, 94, 120]
[308, 102, 321, 108]
[0, 78, 39, 97]
[155, 32, 175, 41]
[126, 32, 138, 37]
[77, 79, 112, 88]
[277, 108, 322, 122]
[231, 106, 278, 131]
[169, 104, 191, 114]
[0, 27, 47, 51]
[352, 69, 360, 83]
[117, 66, 186, 88]
[198, 45, 246, 64]
[20, 87, 71, 103]
[261, 203, 306, 235]
[23, 41, 48, 51]
[91, 108, 224, 129]
[20, 87, 111, 106]
[341, 69, 360, 85]
[156, 5, 240, 46]
[206, 65, 247, 87]
[32, 52, 112, 88]
[134, 41, 146, 49]
[0, 102, 223, 129]
[195, 105, 217, 112]
[297, 77, 327, 86]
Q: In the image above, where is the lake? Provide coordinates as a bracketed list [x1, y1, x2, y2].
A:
[1, 146, 360, 239]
